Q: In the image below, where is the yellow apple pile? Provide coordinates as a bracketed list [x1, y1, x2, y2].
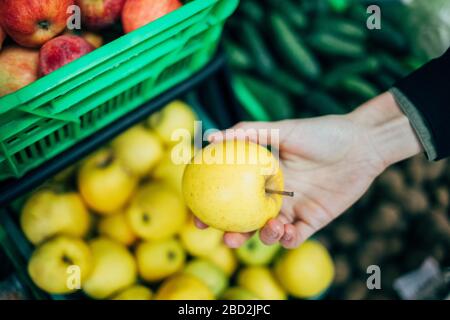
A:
[21, 100, 335, 300]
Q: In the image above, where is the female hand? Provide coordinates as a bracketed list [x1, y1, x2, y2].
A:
[195, 92, 422, 249]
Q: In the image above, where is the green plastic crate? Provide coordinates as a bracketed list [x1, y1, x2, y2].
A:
[0, 0, 239, 180]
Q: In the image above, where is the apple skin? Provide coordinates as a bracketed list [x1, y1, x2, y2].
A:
[0, 25, 5, 50]
[39, 35, 94, 76]
[0, 0, 74, 48]
[122, 0, 182, 34]
[76, 0, 126, 30]
[21, 189, 91, 245]
[0, 46, 39, 97]
[28, 236, 92, 295]
[78, 149, 138, 215]
[236, 233, 281, 266]
[182, 140, 284, 233]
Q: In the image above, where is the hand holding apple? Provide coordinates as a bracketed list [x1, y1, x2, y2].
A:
[39, 35, 94, 76]
[199, 116, 387, 249]
[0, 46, 39, 97]
[122, 0, 182, 34]
[76, 0, 126, 30]
[0, 0, 74, 48]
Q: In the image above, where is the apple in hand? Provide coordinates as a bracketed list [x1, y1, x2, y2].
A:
[39, 35, 94, 76]
[122, 0, 182, 34]
[0, 0, 74, 48]
[0, 46, 39, 97]
[182, 140, 285, 233]
[76, 0, 126, 30]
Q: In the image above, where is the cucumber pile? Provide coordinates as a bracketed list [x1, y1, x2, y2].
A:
[225, 0, 425, 120]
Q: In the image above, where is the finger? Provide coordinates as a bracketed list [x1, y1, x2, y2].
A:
[223, 231, 255, 248]
[260, 218, 284, 245]
[208, 121, 284, 146]
[280, 221, 315, 249]
[280, 223, 299, 249]
[194, 217, 209, 229]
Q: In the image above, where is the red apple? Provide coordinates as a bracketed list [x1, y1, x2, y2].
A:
[0, 0, 74, 48]
[39, 35, 94, 76]
[0, 46, 39, 97]
[76, 0, 126, 30]
[122, 0, 182, 34]
[0, 25, 5, 50]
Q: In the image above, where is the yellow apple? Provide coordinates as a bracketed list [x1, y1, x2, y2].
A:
[83, 238, 137, 299]
[274, 240, 334, 299]
[179, 217, 223, 257]
[126, 182, 187, 241]
[112, 125, 163, 176]
[148, 100, 197, 146]
[152, 143, 195, 194]
[28, 236, 92, 294]
[21, 189, 90, 245]
[205, 244, 237, 277]
[184, 259, 228, 296]
[135, 238, 185, 282]
[237, 266, 286, 300]
[98, 211, 137, 246]
[78, 149, 137, 215]
[155, 274, 214, 300]
[113, 285, 153, 300]
[78, 149, 137, 214]
[222, 287, 259, 300]
[182, 140, 284, 233]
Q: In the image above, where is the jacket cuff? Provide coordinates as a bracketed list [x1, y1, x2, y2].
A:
[389, 88, 437, 161]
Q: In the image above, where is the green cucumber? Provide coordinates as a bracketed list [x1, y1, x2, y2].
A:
[239, 74, 294, 121]
[324, 57, 380, 87]
[240, 21, 275, 76]
[225, 41, 253, 70]
[340, 76, 379, 101]
[271, 69, 308, 96]
[308, 32, 365, 58]
[305, 91, 347, 115]
[270, 0, 309, 29]
[371, 73, 397, 91]
[315, 18, 367, 41]
[270, 13, 321, 80]
[368, 21, 409, 54]
[240, 0, 264, 24]
[377, 53, 410, 78]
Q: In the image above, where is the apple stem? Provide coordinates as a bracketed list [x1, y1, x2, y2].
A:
[265, 189, 294, 197]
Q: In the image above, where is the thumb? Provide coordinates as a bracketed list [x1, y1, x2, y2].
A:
[208, 121, 287, 146]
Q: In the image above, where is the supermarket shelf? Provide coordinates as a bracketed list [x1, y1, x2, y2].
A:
[0, 52, 227, 208]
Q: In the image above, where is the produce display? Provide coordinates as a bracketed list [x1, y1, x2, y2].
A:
[323, 156, 449, 299]
[225, 0, 425, 120]
[19, 100, 335, 300]
[0, 0, 184, 98]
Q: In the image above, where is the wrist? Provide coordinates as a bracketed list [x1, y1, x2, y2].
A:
[348, 92, 423, 169]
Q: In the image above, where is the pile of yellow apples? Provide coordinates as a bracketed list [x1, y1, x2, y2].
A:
[20, 100, 334, 300]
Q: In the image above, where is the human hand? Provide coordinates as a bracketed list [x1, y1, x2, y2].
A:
[195, 92, 422, 249]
